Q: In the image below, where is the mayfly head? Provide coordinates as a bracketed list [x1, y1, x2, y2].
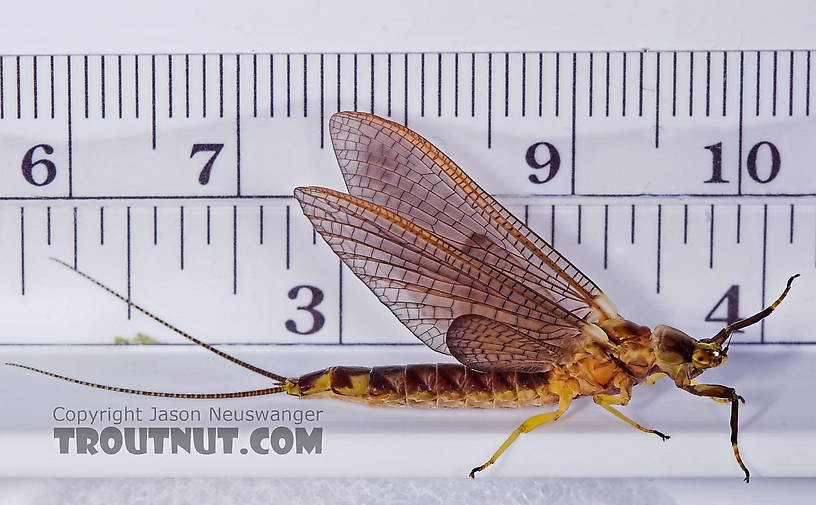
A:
[690, 338, 728, 369]
[649, 325, 727, 382]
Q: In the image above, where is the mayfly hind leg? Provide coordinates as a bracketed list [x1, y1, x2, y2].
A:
[469, 388, 573, 478]
[593, 381, 669, 441]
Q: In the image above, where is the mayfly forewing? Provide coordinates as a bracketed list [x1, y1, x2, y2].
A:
[328, 112, 612, 320]
[294, 185, 585, 360]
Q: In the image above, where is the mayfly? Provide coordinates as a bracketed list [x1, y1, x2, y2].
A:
[8, 112, 798, 481]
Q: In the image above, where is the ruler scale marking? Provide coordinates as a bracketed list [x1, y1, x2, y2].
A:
[604, 52, 610, 117]
[420, 53, 424, 117]
[0, 50, 812, 347]
[705, 51, 711, 117]
[236, 55, 242, 196]
[304, 54, 308, 118]
[206, 205, 210, 245]
[219, 54, 224, 118]
[688, 52, 693, 117]
[622, 52, 626, 117]
[179, 206, 184, 269]
[33, 56, 38, 118]
[789, 51, 794, 116]
[50, 55, 54, 119]
[521, 53, 525, 117]
[151, 55, 156, 149]
[99, 207, 104, 245]
[588, 52, 593, 117]
[487, 53, 492, 148]
[252, 54, 257, 118]
[772, 51, 778, 116]
[454, 53, 458, 117]
[638, 51, 644, 117]
[738, 51, 744, 195]
[117, 55, 122, 119]
[20, 207, 24, 295]
[101, 55, 106, 119]
[1, 56, 5, 119]
[126, 206, 131, 319]
[722, 51, 727, 117]
[167, 55, 173, 118]
[671, 51, 677, 116]
[755, 51, 761, 116]
[67, 55, 73, 197]
[83, 55, 88, 119]
[761, 204, 768, 341]
[570, 52, 576, 194]
[437, 53, 441, 117]
[185, 54, 190, 118]
[655, 52, 660, 148]
[135, 54, 139, 118]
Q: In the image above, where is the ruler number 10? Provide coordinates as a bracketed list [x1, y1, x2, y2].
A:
[704, 141, 781, 184]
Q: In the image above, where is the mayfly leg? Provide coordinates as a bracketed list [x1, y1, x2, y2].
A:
[470, 388, 573, 478]
[593, 380, 670, 440]
[682, 383, 749, 482]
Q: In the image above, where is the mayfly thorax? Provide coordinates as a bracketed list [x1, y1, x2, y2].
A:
[7, 111, 799, 481]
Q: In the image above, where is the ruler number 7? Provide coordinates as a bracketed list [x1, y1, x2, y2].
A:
[190, 143, 224, 185]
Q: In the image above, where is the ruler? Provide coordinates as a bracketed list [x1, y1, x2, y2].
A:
[0, 50, 813, 348]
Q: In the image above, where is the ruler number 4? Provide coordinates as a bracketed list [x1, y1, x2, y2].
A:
[190, 143, 224, 185]
[705, 284, 743, 329]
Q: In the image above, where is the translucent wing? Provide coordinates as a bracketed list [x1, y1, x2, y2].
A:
[294, 186, 586, 363]
[328, 112, 611, 323]
[447, 315, 567, 372]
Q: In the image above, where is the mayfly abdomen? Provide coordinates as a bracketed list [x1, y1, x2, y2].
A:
[285, 364, 557, 408]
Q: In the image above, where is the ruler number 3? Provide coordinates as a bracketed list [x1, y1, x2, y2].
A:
[286, 285, 325, 335]
[190, 143, 224, 185]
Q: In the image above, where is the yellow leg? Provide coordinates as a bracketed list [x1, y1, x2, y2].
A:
[641, 372, 666, 386]
[469, 392, 573, 478]
[593, 393, 670, 440]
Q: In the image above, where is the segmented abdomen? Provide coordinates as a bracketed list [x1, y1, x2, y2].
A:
[287, 364, 557, 408]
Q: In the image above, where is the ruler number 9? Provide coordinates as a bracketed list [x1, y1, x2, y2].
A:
[526, 142, 560, 184]
[285, 285, 325, 335]
[190, 143, 224, 185]
[21, 144, 57, 186]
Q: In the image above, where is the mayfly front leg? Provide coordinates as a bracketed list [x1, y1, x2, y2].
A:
[682, 382, 750, 482]
[469, 387, 574, 478]
[593, 379, 670, 441]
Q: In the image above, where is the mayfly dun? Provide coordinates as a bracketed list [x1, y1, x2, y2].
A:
[8, 112, 798, 481]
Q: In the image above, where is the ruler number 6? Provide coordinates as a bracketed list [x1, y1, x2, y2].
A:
[285, 285, 325, 335]
[21, 144, 57, 186]
[190, 143, 224, 185]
